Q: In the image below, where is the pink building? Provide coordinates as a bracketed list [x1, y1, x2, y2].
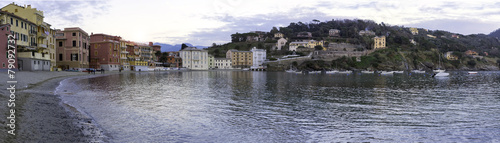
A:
[90, 33, 122, 71]
[0, 24, 16, 70]
[55, 27, 90, 70]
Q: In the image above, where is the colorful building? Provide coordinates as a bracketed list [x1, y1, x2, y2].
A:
[149, 42, 161, 61]
[274, 32, 284, 38]
[180, 47, 209, 70]
[230, 50, 253, 69]
[289, 40, 324, 51]
[0, 24, 16, 70]
[373, 36, 386, 49]
[55, 27, 90, 70]
[89, 33, 122, 71]
[2, 3, 54, 71]
[410, 28, 418, 35]
[445, 51, 458, 60]
[208, 54, 215, 69]
[119, 40, 130, 71]
[165, 51, 181, 67]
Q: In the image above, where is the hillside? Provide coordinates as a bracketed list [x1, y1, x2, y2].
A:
[206, 19, 500, 71]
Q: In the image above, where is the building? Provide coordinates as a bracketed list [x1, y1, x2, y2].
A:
[250, 47, 266, 70]
[149, 42, 161, 61]
[89, 33, 121, 71]
[373, 36, 386, 49]
[229, 50, 252, 69]
[275, 38, 287, 50]
[452, 34, 460, 38]
[226, 49, 237, 59]
[165, 51, 182, 67]
[445, 51, 458, 60]
[55, 27, 90, 70]
[2, 3, 54, 71]
[410, 28, 418, 35]
[427, 34, 436, 39]
[119, 40, 130, 71]
[208, 54, 215, 69]
[214, 58, 232, 69]
[329, 29, 340, 37]
[289, 40, 324, 51]
[410, 39, 417, 45]
[274, 32, 284, 38]
[180, 47, 208, 70]
[0, 24, 16, 70]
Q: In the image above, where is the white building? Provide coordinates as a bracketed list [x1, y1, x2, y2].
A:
[275, 38, 287, 50]
[214, 58, 232, 69]
[180, 47, 209, 70]
[250, 47, 266, 69]
[289, 41, 308, 51]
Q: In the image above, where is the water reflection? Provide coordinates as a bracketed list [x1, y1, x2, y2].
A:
[58, 71, 500, 142]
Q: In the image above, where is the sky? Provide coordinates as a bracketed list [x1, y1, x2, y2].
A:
[2, 0, 500, 46]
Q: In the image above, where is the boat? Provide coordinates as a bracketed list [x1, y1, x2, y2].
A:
[394, 71, 404, 74]
[433, 69, 445, 73]
[411, 70, 426, 73]
[380, 71, 394, 75]
[468, 71, 478, 74]
[361, 70, 375, 74]
[242, 68, 250, 71]
[294, 71, 302, 74]
[338, 70, 352, 74]
[434, 72, 450, 77]
[285, 69, 295, 73]
[325, 70, 339, 74]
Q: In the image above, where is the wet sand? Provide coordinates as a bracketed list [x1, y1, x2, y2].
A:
[0, 71, 130, 142]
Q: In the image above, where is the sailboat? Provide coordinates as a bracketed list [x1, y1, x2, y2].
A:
[433, 53, 449, 77]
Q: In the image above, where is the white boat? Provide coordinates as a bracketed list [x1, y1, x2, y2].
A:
[468, 71, 478, 74]
[338, 70, 352, 74]
[380, 71, 394, 75]
[434, 72, 449, 77]
[294, 71, 302, 74]
[242, 68, 250, 71]
[412, 70, 426, 73]
[325, 70, 339, 74]
[285, 69, 295, 73]
[394, 71, 404, 74]
[361, 70, 375, 74]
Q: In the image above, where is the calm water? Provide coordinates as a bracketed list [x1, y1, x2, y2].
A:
[57, 71, 500, 142]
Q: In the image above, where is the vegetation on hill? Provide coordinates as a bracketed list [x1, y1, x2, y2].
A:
[205, 19, 500, 71]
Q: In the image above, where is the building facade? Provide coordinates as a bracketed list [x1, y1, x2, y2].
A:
[250, 47, 266, 70]
[329, 29, 340, 37]
[373, 36, 386, 49]
[274, 32, 284, 38]
[208, 54, 214, 69]
[89, 33, 121, 71]
[166, 51, 181, 67]
[0, 24, 16, 70]
[55, 27, 90, 70]
[275, 38, 287, 50]
[119, 40, 130, 71]
[2, 3, 54, 71]
[230, 50, 252, 69]
[180, 47, 208, 70]
[214, 58, 232, 69]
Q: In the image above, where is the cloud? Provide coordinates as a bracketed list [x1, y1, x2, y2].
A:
[408, 19, 500, 35]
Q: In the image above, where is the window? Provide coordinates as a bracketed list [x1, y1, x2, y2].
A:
[16, 20, 18, 27]
[79, 41, 81, 47]
[59, 54, 63, 61]
[71, 54, 78, 61]
[59, 42, 63, 47]
[72, 33, 76, 36]
[10, 18, 13, 25]
[72, 41, 76, 47]
[95, 51, 98, 56]
[21, 22, 23, 28]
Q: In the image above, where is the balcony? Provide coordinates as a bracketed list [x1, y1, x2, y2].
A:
[121, 51, 129, 54]
[18, 52, 50, 60]
[120, 57, 127, 60]
[38, 44, 47, 49]
[29, 30, 37, 36]
[38, 32, 47, 38]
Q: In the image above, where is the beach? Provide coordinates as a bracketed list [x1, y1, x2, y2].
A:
[0, 71, 125, 142]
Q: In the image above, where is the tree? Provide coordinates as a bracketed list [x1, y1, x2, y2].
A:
[467, 60, 476, 67]
[181, 43, 189, 50]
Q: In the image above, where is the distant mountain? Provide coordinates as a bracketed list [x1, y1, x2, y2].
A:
[154, 43, 208, 52]
[489, 28, 500, 38]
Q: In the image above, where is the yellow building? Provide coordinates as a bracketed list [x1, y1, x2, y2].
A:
[274, 32, 284, 38]
[120, 40, 130, 70]
[445, 51, 458, 60]
[2, 3, 55, 70]
[373, 36, 386, 49]
[230, 50, 253, 68]
[410, 28, 418, 35]
[289, 40, 324, 51]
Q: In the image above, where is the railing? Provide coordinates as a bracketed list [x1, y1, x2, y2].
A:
[18, 52, 50, 60]
[39, 44, 47, 48]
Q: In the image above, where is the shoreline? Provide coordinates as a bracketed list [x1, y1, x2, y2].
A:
[0, 70, 134, 142]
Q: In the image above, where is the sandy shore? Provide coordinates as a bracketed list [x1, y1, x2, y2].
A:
[0, 70, 132, 142]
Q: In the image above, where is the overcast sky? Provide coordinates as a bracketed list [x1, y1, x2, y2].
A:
[3, 0, 500, 46]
